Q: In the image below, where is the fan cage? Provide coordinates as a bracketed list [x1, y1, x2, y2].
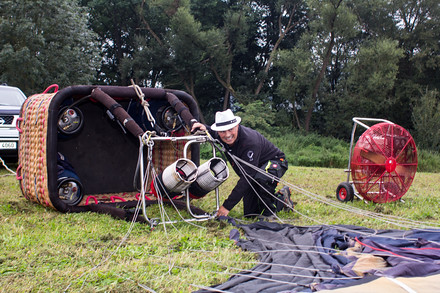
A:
[350, 122, 417, 203]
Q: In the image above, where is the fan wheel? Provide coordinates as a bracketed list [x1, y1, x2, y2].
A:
[350, 122, 417, 203]
[336, 182, 354, 202]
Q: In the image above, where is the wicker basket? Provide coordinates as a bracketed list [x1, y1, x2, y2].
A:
[17, 85, 200, 213]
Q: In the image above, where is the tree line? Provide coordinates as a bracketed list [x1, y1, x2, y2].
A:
[1, 0, 439, 149]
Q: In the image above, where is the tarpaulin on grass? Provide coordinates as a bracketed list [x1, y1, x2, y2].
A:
[195, 220, 440, 292]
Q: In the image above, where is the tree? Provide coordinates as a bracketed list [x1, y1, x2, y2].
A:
[276, 0, 358, 132]
[4, 0, 435, 145]
[123, 0, 308, 121]
[253, 0, 307, 97]
[346, 39, 403, 115]
[237, 100, 277, 135]
[124, 0, 250, 122]
[391, 0, 440, 129]
[203, 8, 250, 110]
[412, 89, 440, 151]
[276, 37, 314, 130]
[80, 0, 142, 85]
[131, 0, 210, 121]
[0, 0, 99, 95]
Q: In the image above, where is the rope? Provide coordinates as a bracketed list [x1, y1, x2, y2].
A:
[63, 128, 437, 291]
[287, 182, 440, 230]
[0, 156, 16, 175]
[174, 265, 306, 288]
[139, 135, 208, 230]
[150, 164, 207, 230]
[63, 132, 148, 290]
[227, 154, 284, 221]
[386, 277, 417, 293]
[202, 135, 293, 218]
[63, 193, 144, 292]
[130, 79, 156, 128]
[222, 151, 440, 234]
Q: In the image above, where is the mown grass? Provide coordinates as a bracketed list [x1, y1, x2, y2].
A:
[1, 160, 440, 292]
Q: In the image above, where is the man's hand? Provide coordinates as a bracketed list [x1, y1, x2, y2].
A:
[191, 122, 207, 133]
[216, 205, 230, 217]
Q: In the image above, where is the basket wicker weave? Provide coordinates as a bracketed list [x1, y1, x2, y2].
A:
[17, 92, 55, 208]
[17, 85, 199, 214]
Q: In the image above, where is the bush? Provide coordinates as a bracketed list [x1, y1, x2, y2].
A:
[412, 89, 440, 151]
[200, 127, 440, 173]
[417, 149, 440, 173]
[267, 129, 350, 168]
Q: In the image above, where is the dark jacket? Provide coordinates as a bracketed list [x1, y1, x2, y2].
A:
[209, 125, 285, 211]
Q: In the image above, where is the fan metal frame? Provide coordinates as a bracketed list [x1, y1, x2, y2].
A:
[337, 117, 418, 203]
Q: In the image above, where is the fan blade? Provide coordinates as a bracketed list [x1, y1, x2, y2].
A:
[361, 150, 413, 176]
[395, 165, 414, 177]
[360, 149, 386, 164]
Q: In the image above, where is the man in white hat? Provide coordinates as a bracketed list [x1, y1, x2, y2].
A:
[191, 109, 292, 218]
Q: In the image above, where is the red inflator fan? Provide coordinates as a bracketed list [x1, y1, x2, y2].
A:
[336, 118, 418, 203]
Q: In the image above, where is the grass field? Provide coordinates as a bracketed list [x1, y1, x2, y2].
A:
[1, 162, 440, 292]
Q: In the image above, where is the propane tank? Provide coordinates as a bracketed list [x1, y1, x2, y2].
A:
[57, 153, 83, 205]
[57, 107, 83, 135]
[57, 177, 83, 206]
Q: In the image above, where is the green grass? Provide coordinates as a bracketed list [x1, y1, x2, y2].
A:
[1, 162, 440, 292]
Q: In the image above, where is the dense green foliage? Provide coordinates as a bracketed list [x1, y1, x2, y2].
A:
[230, 103, 440, 172]
[412, 89, 440, 150]
[268, 130, 349, 168]
[0, 0, 100, 95]
[201, 128, 440, 173]
[1, 0, 439, 148]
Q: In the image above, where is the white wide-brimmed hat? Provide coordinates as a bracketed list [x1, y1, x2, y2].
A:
[211, 109, 241, 131]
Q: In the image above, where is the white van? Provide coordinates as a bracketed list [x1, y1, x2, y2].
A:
[0, 85, 26, 161]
